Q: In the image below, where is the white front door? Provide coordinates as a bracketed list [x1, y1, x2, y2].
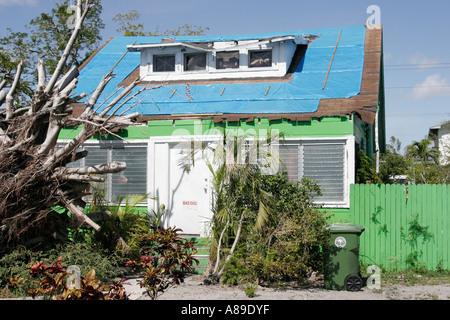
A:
[150, 139, 213, 236]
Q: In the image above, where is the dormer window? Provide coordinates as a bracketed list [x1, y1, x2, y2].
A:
[249, 50, 272, 68]
[216, 51, 240, 69]
[184, 52, 207, 71]
[154, 55, 175, 72]
[129, 34, 313, 82]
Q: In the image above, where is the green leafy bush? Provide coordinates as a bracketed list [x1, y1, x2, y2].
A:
[244, 282, 257, 298]
[401, 213, 433, 271]
[0, 247, 48, 297]
[86, 194, 151, 257]
[213, 169, 330, 285]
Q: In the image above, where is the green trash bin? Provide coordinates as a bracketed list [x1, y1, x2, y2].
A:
[324, 223, 365, 291]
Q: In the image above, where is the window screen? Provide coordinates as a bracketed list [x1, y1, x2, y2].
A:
[64, 147, 84, 168]
[154, 55, 175, 72]
[216, 51, 239, 69]
[184, 53, 206, 71]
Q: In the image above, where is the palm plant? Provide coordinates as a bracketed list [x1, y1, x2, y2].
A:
[405, 138, 442, 184]
[405, 139, 439, 164]
[178, 128, 328, 283]
[87, 192, 150, 256]
[148, 204, 166, 231]
[180, 131, 279, 276]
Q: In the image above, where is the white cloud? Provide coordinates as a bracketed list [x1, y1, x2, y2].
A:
[410, 74, 450, 101]
[0, 0, 38, 7]
[409, 53, 441, 71]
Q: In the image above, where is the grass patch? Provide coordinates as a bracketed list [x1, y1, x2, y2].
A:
[381, 269, 450, 287]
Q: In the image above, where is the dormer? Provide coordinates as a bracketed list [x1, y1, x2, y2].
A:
[127, 35, 314, 82]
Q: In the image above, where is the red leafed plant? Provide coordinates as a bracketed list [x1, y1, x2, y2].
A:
[125, 227, 199, 299]
[29, 256, 65, 277]
[106, 278, 130, 300]
[11, 257, 129, 300]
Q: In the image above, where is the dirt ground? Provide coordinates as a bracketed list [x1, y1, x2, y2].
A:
[123, 274, 450, 301]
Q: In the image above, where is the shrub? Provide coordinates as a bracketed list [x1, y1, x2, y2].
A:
[244, 282, 257, 298]
[85, 193, 151, 257]
[0, 242, 124, 297]
[0, 247, 49, 297]
[215, 171, 330, 285]
[46, 242, 124, 283]
[125, 227, 199, 299]
[9, 256, 128, 300]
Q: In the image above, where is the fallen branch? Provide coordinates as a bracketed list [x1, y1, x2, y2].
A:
[0, 1, 154, 252]
[56, 161, 126, 176]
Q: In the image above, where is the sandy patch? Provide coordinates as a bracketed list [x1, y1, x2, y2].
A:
[122, 274, 450, 301]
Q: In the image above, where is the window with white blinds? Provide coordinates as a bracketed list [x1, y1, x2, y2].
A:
[302, 142, 345, 203]
[278, 141, 346, 204]
[111, 147, 147, 199]
[60, 142, 147, 204]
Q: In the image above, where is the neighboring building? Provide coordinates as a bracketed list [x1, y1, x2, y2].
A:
[429, 120, 450, 165]
[59, 25, 385, 236]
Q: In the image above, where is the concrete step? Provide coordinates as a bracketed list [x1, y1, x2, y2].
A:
[181, 237, 210, 275]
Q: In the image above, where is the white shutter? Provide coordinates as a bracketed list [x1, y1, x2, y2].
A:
[302, 142, 345, 203]
[83, 145, 109, 168]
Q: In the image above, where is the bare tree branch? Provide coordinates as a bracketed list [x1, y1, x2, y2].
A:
[0, 2, 157, 251]
[45, 0, 91, 94]
[98, 79, 138, 118]
[57, 161, 127, 176]
[5, 61, 23, 120]
[36, 60, 47, 92]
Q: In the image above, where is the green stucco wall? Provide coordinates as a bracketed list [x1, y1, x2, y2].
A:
[58, 116, 355, 140]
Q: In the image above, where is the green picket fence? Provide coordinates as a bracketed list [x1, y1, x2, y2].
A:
[350, 184, 449, 271]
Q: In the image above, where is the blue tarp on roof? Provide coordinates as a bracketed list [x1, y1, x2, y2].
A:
[75, 25, 366, 116]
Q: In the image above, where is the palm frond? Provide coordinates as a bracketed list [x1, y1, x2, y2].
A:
[255, 189, 274, 231]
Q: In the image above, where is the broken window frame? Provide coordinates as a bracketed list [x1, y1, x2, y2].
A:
[184, 52, 207, 72]
[153, 54, 176, 72]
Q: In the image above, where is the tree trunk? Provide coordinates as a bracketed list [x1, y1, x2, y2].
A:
[218, 213, 245, 277]
[0, 1, 151, 253]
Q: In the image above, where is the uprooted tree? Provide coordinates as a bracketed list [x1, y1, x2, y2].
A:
[0, 1, 148, 253]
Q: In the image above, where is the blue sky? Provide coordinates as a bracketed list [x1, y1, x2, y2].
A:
[1, 0, 449, 152]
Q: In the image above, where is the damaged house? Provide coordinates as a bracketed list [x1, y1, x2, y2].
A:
[59, 24, 385, 236]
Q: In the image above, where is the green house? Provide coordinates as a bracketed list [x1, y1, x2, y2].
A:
[60, 24, 385, 236]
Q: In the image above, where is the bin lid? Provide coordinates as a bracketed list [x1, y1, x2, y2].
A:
[326, 223, 365, 234]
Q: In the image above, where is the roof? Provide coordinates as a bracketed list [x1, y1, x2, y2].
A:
[428, 120, 450, 139]
[74, 25, 383, 124]
[429, 120, 450, 130]
[126, 35, 311, 52]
